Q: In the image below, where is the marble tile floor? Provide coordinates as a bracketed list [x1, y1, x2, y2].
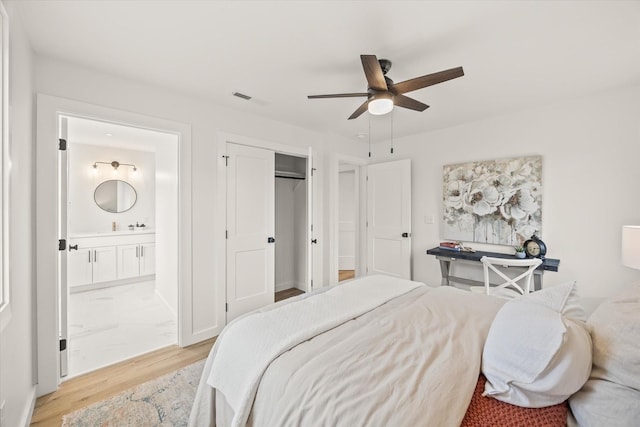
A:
[67, 280, 177, 379]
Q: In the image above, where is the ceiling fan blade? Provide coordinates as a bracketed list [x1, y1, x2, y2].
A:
[361, 55, 387, 91]
[394, 94, 429, 111]
[392, 66, 464, 95]
[308, 93, 368, 99]
[348, 101, 369, 120]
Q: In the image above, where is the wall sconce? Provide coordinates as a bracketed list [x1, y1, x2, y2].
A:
[93, 160, 138, 174]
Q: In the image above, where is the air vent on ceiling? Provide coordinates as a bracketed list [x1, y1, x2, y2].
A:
[232, 92, 252, 100]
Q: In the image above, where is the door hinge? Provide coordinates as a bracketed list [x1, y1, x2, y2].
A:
[59, 338, 67, 351]
[310, 224, 313, 232]
[311, 167, 316, 176]
[225, 230, 228, 239]
[366, 175, 369, 181]
[222, 155, 229, 166]
[58, 239, 66, 251]
[58, 138, 67, 151]
[225, 303, 228, 312]
[366, 221, 368, 227]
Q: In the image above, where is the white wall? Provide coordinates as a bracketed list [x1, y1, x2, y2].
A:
[34, 56, 367, 344]
[68, 144, 155, 234]
[371, 86, 640, 298]
[0, 2, 36, 426]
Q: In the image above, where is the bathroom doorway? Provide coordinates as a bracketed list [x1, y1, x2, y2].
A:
[338, 164, 358, 282]
[330, 154, 367, 285]
[61, 115, 179, 378]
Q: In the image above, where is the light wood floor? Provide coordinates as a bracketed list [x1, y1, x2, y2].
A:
[339, 269, 355, 281]
[275, 287, 304, 301]
[31, 337, 216, 426]
[31, 288, 304, 426]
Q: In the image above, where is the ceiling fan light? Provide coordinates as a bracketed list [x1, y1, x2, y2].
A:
[368, 97, 393, 115]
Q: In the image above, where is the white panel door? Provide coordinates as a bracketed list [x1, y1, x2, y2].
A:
[117, 244, 140, 280]
[92, 246, 117, 284]
[226, 143, 275, 322]
[140, 243, 156, 276]
[367, 159, 412, 279]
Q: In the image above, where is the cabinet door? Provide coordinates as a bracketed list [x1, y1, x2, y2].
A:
[139, 243, 156, 276]
[93, 246, 117, 283]
[117, 244, 140, 280]
[68, 249, 93, 287]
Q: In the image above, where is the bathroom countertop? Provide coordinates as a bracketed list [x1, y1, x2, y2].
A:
[69, 229, 155, 238]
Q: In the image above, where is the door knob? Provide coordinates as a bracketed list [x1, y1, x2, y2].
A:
[402, 232, 410, 238]
[267, 237, 276, 243]
[68, 244, 78, 251]
[311, 239, 318, 244]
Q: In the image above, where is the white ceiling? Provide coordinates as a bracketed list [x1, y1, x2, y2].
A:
[10, 0, 640, 141]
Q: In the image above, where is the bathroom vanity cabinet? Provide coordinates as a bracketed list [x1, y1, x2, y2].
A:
[67, 231, 156, 291]
[117, 242, 156, 279]
[68, 245, 117, 286]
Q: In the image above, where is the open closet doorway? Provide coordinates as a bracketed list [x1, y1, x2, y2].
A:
[60, 115, 179, 379]
[275, 153, 308, 293]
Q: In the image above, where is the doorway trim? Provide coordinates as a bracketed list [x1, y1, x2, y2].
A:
[215, 132, 316, 324]
[329, 153, 367, 285]
[35, 94, 192, 395]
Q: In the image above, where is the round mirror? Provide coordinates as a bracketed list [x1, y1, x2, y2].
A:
[94, 180, 137, 213]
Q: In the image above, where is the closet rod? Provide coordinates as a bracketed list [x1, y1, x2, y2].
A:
[275, 175, 305, 180]
[275, 170, 306, 180]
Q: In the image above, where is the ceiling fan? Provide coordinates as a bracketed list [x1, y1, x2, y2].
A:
[308, 55, 464, 120]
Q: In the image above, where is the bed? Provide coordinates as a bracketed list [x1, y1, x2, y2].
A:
[189, 275, 640, 427]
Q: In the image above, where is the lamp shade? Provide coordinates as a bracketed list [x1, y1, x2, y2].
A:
[622, 225, 640, 269]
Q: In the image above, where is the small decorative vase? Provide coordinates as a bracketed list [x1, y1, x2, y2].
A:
[515, 251, 526, 259]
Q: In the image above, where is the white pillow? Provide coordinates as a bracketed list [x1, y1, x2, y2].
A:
[569, 283, 640, 426]
[482, 282, 592, 408]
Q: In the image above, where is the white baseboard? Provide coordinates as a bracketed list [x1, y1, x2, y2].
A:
[21, 386, 37, 427]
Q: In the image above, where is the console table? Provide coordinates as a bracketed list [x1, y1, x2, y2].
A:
[426, 247, 560, 291]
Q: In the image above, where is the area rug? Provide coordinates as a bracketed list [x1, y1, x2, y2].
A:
[62, 359, 206, 426]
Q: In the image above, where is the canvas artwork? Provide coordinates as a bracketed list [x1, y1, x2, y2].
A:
[442, 156, 542, 245]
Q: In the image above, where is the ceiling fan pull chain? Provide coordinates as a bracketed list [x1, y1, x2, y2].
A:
[390, 109, 394, 154]
[368, 114, 372, 158]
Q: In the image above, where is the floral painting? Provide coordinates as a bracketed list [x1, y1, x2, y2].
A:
[442, 156, 542, 245]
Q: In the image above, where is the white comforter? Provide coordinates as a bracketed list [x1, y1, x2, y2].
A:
[190, 276, 504, 427]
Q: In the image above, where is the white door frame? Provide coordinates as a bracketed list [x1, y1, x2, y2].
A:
[216, 132, 317, 323]
[329, 153, 367, 285]
[35, 94, 192, 396]
[58, 117, 69, 378]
